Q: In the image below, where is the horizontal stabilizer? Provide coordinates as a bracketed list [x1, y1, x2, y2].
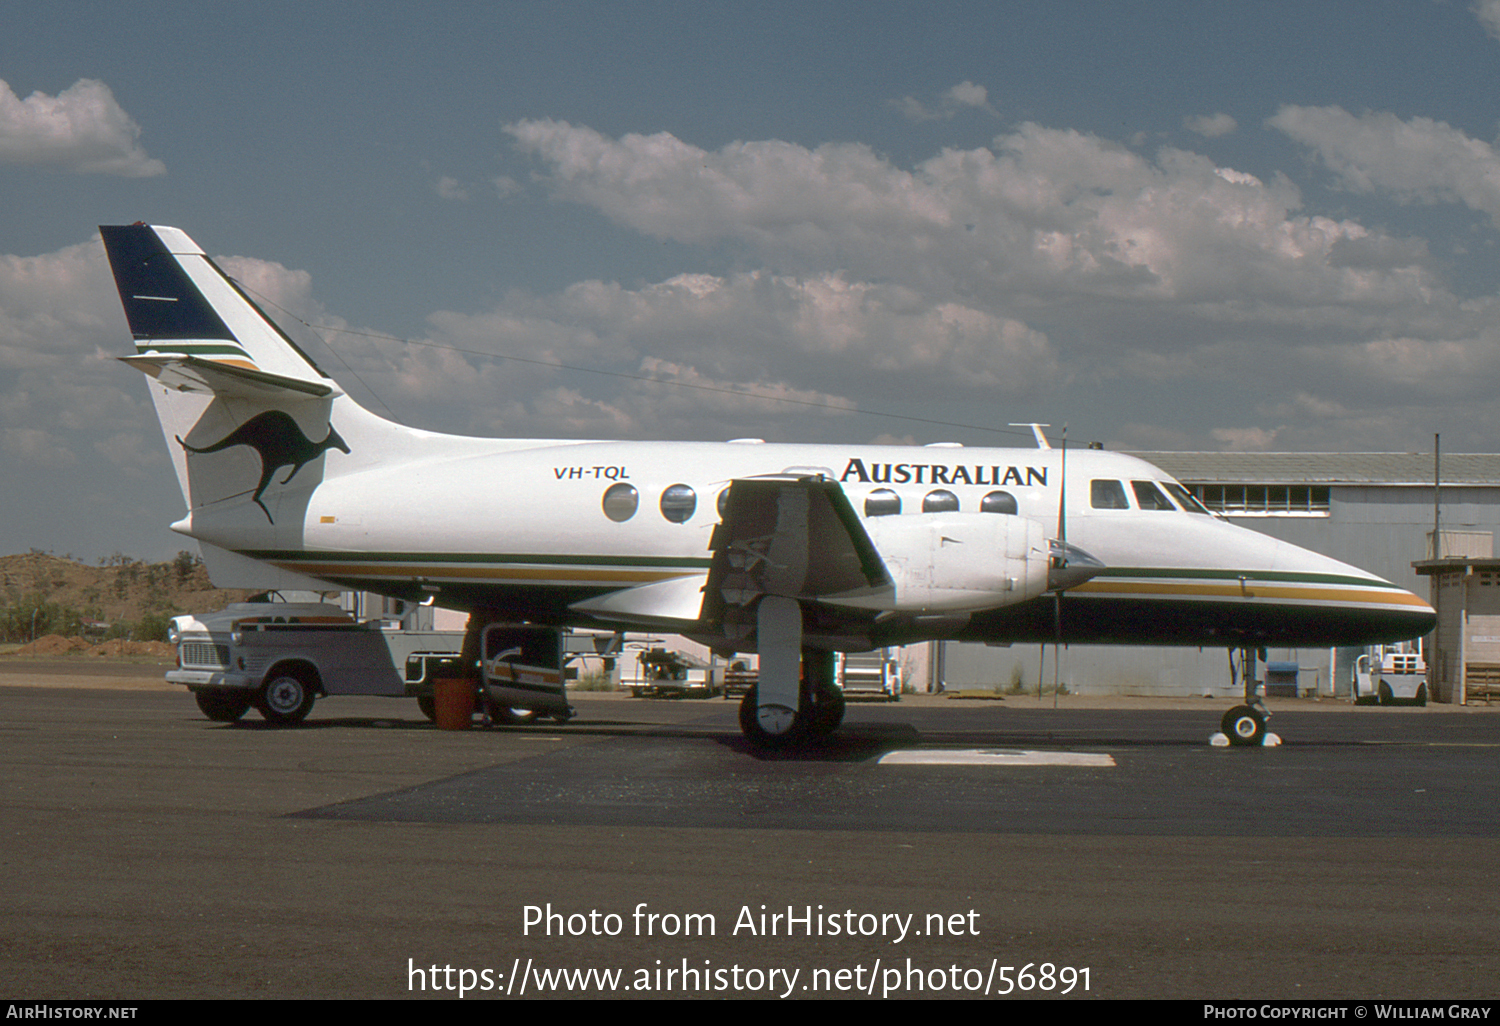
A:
[119, 353, 339, 400]
[100, 223, 333, 387]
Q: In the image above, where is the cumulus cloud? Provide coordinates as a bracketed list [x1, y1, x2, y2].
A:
[1184, 113, 1237, 138]
[1211, 426, 1281, 451]
[0, 79, 165, 177]
[482, 116, 1494, 450]
[0, 233, 166, 494]
[506, 117, 1446, 335]
[1269, 104, 1500, 224]
[398, 268, 1057, 439]
[0, 237, 123, 369]
[891, 81, 996, 122]
[435, 175, 468, 201]
[1477, 0, 1500, 40]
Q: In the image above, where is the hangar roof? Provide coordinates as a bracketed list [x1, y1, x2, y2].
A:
[1126, 452, 1500, 487]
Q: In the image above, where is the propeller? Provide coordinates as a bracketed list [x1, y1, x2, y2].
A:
[1029, 423, 1103, 700]
[1051, 425, 1066, 702]
[1041, 426, 1105, 703]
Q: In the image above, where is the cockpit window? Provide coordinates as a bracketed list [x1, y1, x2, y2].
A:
[864, 488, 901, 517]
[1163, 481, 1212, 515]
[980, 490, 1017, 515]
[1090, 479, 1130, 509]
[922, 489, 959, 513]
[1131, 480, 1176, 511]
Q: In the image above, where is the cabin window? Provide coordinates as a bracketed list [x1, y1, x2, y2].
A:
[602, 482, 639, 522]
[922, 489, 959, 513]
[864, 488, 901, 517]
[980, 490, 1017, 515]
[716, 487, 731, 517]
[1131, 480, 1176, 511]
[1090, 479, 1130, 509]
[660, 484, 697, 523]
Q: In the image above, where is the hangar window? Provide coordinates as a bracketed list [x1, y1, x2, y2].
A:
[660, 484, 697, 523]
[1131, 480, 1176, 511]
[602, 482, 639, 522]
[923, 489, 960, 513]
[864, 489, 901, 517]
[1090, 479, 1130, 509]
[1191, 484, 1330, 516]
[980, 490, 1018, 515]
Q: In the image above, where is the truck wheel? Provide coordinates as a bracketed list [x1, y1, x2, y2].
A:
[195, 688, 252, 723]
[257, 668, 317, 725]
[417, 695, 437, 722]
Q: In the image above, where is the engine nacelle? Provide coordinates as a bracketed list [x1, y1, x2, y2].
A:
[828, 513, 1052, 614]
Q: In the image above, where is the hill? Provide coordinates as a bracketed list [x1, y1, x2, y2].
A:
[0, 551, 253, 645]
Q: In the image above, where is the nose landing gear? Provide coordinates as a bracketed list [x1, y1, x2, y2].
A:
[1216, 646, 1280, 747]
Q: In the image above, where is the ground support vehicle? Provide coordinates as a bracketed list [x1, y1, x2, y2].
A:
[836, 649, 902, 701]
[626, 647, 720, 698]
[477, 623, 575, 723]
[169, 602, 461, 724]
[1354, 643, 1428, 706]
[720, 659, 758, 700]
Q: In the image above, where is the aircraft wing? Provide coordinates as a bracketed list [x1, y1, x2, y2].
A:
[569, 475, 893, 630]
[701, 475, 894, 618]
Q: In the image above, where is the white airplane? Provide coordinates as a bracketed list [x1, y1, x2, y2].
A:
[101, 223, 1436, 747]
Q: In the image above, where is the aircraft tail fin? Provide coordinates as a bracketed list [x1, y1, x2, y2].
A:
[101, 223, 338, 392]
[100, 223, 363, 521]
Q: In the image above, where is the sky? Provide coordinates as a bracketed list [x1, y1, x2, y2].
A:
[5, 0, 1500, 561]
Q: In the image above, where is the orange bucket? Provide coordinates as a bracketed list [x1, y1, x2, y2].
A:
[432, 676, 474, 730]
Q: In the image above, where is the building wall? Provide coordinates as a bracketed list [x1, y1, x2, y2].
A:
[1241, 486, 1494, 594]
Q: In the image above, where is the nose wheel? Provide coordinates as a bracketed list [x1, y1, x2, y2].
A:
[1221, 704, 1266, 746]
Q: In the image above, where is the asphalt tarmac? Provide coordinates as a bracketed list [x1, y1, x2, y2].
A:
[2, 663, 1498, 1001]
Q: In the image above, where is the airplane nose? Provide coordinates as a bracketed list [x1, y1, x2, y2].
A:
[1048, 539, 1105, 592]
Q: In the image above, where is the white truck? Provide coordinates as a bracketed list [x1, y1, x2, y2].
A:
[1354, 641, 1428, 706]
[168, 602, 462, 724]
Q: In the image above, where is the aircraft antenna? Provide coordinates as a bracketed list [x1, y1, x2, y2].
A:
[1009, 423, 1052, 450]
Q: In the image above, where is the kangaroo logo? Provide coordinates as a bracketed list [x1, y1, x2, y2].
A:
[178, 410, 349, 523]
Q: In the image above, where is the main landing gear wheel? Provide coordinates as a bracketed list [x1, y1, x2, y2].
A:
[1221, 704, 1266, 747]
[805, 683, 845, 739]
[256, 669, 317, 725]
[195, 688, 252, 723]
[739, 689, 803, 748]
[738, 681, 844, 748]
